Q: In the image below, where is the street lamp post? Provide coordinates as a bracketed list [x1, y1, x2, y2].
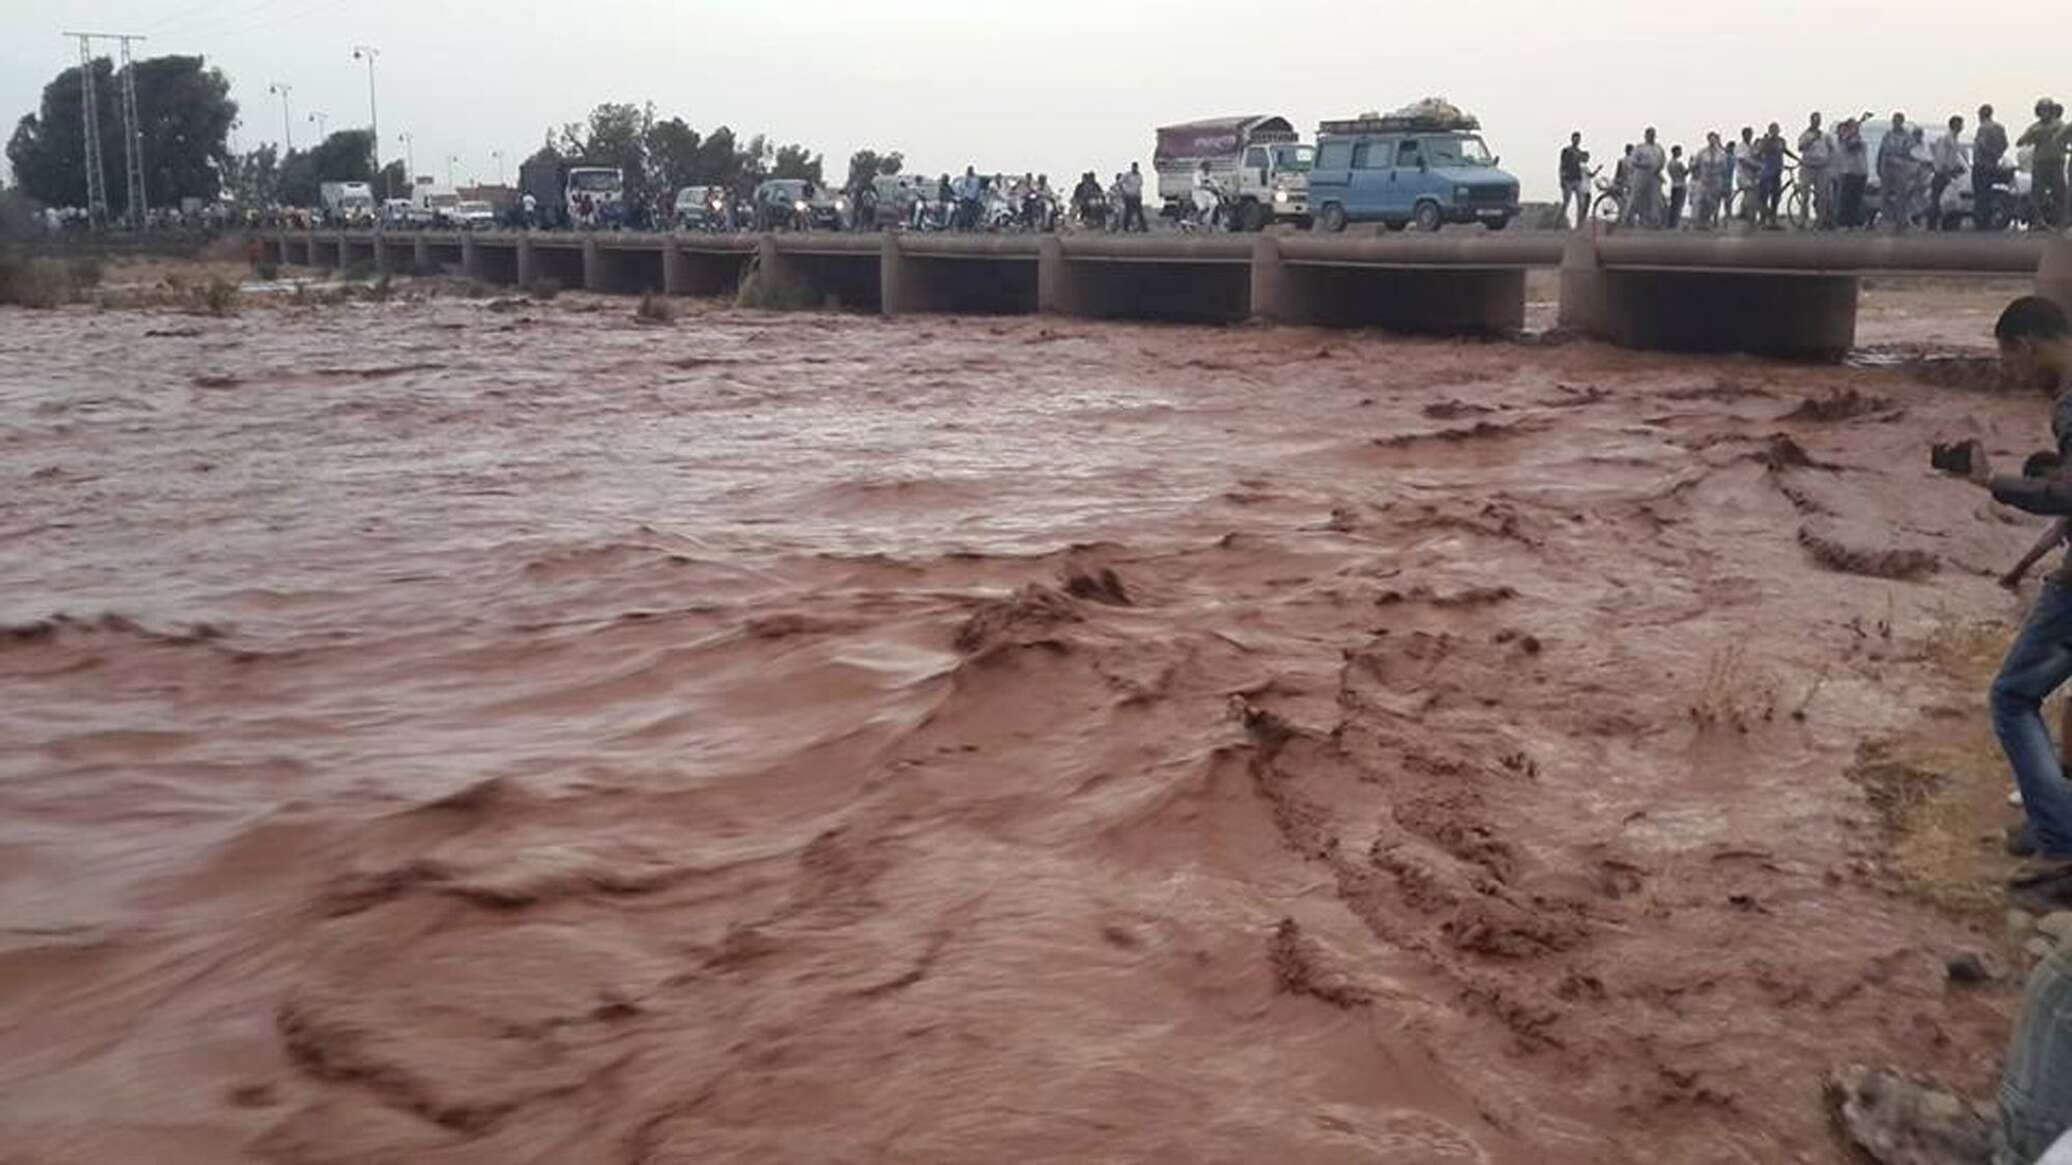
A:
[266, 82, 293, 151]
[398, 131, 414, 184]
[308, 111, 328, 139]
[350, 45, 380, 195]
[492, 150, 505, 186]
[446, 154, 458, 188]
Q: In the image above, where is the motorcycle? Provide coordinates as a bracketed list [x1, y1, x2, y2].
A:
[1177, 181, 1228, 232]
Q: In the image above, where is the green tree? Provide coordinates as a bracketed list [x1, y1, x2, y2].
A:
[844, 149, 905, 193]
[557, 102, 652, 205]
[644, 116, 701, 195]
[6, 53, 237, 214]
[224, 142, 279, 207]
[771, 143, 822, 183]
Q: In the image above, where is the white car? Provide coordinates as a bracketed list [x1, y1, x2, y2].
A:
[443, 200, 498, 230]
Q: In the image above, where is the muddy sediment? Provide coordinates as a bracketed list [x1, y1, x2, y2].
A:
[0, 285, 2051, 1161]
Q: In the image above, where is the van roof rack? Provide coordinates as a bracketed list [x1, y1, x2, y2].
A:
[1319, 113, 1480, 136]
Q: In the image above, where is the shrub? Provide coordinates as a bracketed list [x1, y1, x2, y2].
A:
[734, 263, 817, 310]
[195, 278, 240, 317]
[635, 291, 675, 323]
[65, 254, 103, 290]
[0, 251, 75, 308]
[254, 259, 280, 281]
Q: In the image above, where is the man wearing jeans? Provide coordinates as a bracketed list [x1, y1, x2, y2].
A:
[1946, 297, 2072, 878]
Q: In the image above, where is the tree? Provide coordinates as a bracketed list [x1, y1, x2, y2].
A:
[379, 159, 407, 199]
[557, 102, 653, 206]
[6, 54, 235, 214]
[224, 142, 279, 207]
[272, 130, 376, 206]
[644, 116, 701, 196]
[771, 143, 822, 184]
[844, 149, 905, 193]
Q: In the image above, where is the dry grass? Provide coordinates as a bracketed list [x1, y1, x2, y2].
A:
[1850, 610, 2025, 915]
[1688, 642, 1779, 732]
[0, 250, 102, 308]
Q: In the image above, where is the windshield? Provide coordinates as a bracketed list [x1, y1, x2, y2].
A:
[1273, 144, 1314, 171]
[458, 201, 490, 212]
[569, 170, 620, 192]
[1425, 135, 1495, 166]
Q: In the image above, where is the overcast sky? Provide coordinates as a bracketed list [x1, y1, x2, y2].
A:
[3, 0, 2066, 200]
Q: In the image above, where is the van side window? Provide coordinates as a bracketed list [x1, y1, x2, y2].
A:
[1397, 140, 1423, 166]
[1353, 141, 1390, 169]
[1317, 141, 1353, 170]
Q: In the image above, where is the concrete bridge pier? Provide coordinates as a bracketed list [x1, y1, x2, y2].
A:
[880, 231, 908, 315]
[516, 236, 537, 288]
[413, 236, 432, 276]
[340, 233, 375, 272]
[301, 234, 319, 267]
[461, 234, 481, 280]
[1556, 229, 1607, 337]
[582, 238, 603, 292]
[2039, 236, 2072, 318]
[662, 237, 686, 295]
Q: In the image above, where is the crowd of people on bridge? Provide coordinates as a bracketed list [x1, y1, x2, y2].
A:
[1560, 98, 2071, 233]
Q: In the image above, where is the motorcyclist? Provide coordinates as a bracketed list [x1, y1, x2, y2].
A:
[1072, 171, 1104, 229]
[1191, 161, 1221, 230]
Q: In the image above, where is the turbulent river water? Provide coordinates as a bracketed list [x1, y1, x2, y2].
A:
[0, 284, 2050, 1162]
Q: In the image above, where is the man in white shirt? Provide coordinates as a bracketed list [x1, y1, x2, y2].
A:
[1798, 113, 1835, 229]
[1620, 128, 1666, 228]
[1691, 132, 1731, 229]
[1118, 163, 1146, 233]
[1930, 115, 1968, 231]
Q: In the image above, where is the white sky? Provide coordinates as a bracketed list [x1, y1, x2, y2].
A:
[1, 0, 2065, 199]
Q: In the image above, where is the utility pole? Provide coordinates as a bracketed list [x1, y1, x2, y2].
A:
[350, 45, 380, 196]
[64, 31, 149, 227]
[445, 154, 457, 188]
[398, 131, 413, 182]
[308, 111, 328, 139]
[268, 82, 293, 151]
[62, 33, 109, 228]
[116, 37, 147, 227]
[492, 150, 505, 186]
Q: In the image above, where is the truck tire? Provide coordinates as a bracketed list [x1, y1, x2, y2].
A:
[1413, 201, 1443, 232]
[1316, 203, 1347, 233]
[1242, 201, 1272, 232]
[1483, 217, 1509, 231]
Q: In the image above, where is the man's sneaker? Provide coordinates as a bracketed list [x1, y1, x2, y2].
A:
[2008, 857, 2072, 911]
[2010, 824, 2042, 858]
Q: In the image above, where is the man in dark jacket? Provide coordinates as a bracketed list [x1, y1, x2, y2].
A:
[1944, 297, 2072, 877]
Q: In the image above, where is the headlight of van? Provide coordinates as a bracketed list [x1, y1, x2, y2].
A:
[835, 198, 848, 211]
[794, 200, 808, 212]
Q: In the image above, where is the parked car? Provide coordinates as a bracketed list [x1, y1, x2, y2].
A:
[752, 179, 844, 230]
[1306, 107, 1519, 232]
[673, 185, 725, 229]
[446, 199, 497, 230]
[379, 197, 433, 228]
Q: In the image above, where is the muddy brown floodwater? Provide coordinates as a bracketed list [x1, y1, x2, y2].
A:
[0, 281, 2053, 1163]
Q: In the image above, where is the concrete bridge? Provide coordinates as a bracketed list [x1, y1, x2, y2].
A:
[259, 228, 2069, 359]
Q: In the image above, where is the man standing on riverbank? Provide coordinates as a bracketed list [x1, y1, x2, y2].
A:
[1944, 297, 2072, 883]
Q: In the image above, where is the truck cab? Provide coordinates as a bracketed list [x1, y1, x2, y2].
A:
[1308, 111, 1519, 232]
